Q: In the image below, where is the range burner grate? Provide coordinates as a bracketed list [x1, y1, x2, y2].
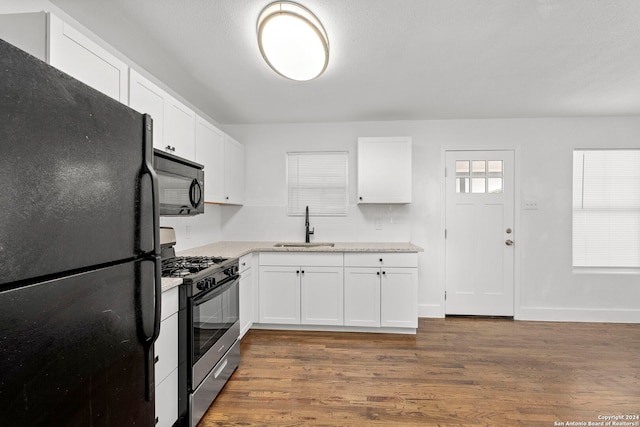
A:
[161, 256, 227, 278]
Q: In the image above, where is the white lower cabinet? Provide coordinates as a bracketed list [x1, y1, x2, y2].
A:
[256, 251, 418, 331]
[155, 286, 179, 427]
[259, 265, 300, 324]
[381, 268, 418, 328]
[344, 253, 418, 329]
[344, 268, 381, 327]
[239, 253, 254, 338]
[258, 253, 343, 326]
[155, 368, 178, 427]
[300, 267, 343, 326]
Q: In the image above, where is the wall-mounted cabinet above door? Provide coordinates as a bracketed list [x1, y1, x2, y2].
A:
[357, 136, 412, 204]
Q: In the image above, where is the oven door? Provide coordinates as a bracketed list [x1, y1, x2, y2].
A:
[190, 275, 240, 389]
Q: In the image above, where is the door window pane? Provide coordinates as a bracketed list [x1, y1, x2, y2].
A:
[454, 159, 504, 196]
[488, 178, 503, 194]
[472, 178, 486, 193]
[472, 160, 486, 176]
[456, 177, 470, 193]
[456, 161, 470, 176]
[488, 161, 503, 177]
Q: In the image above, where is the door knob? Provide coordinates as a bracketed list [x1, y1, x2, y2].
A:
[505, 239, 514, 246]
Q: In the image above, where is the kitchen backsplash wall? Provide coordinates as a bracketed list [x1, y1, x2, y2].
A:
[221, 204, 411, 242]
[160, 204, 222, 252]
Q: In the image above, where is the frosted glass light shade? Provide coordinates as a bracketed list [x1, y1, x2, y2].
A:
[257, 2, 329, 81]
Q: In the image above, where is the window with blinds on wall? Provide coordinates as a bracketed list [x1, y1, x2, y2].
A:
[572, 149, 640, 268]
[287, 151, 348, 216]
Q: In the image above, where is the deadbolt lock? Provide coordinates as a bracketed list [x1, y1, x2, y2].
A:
[505, 239, 514, 246]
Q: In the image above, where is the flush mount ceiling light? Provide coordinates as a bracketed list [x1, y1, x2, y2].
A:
[257, 1, 329, 81]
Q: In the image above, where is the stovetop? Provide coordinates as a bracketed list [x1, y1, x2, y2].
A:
[161, 256, 227, 278]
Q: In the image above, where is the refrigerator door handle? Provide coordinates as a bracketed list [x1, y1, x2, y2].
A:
[146, 255, 162, 401]
[138, 114, 160, 256]
[140, 114, 162, 401]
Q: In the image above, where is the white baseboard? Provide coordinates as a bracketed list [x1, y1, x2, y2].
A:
[251, 323, 417, 335]
[419, 303, 444, 318]
[517, 307, 640, 323]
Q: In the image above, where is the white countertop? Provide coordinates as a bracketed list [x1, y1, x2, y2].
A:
[178, 241, 423, 259]
[163, 241, 422, 293]
[161, 277, 182, 293]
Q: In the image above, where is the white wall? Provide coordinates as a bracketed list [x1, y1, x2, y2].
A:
[224, 117, 640, 323]
[160, 204, 222, 252]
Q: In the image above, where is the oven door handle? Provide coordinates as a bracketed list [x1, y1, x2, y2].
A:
[192, 275, 239, 306]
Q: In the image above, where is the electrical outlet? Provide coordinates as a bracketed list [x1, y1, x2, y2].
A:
[524, 199, 539, 210]
[375, 219, 383, 230]
[185, 225, 192, 239]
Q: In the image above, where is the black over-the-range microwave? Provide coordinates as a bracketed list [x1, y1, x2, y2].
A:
[153, 149, 204, 216]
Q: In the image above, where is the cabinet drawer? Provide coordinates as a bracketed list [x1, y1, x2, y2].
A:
[155, 311, 178, 385]
[161, 286, 179, 321]
[239, 253, 252, 274]
[260, 252, 343, 267]
[344, 252, 417, 268]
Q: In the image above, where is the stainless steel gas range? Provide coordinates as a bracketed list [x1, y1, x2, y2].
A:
[160, 228, 240, 427]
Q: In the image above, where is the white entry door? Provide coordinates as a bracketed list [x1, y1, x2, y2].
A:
[445, 150, 515, 316]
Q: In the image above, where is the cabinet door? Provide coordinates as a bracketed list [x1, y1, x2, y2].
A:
[300, 266, 344, 326]
[165, 96, 196, 161]
[155, 311, 178, 385]
[239, 265, 253, 338]
[195, 116, 225, 203]
[155, 368, 178, 427]
[48, 14, 128, 103]
[344, 267, 381, 327]
[357, 137, 412, 203]
[381, 268, 418, 328]
[223, 136, 245, 205]
[129, 69, 166, 150]
[258, 266, 300, 324]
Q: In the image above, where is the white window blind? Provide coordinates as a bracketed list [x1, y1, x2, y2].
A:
[572, 149, 640, 267]
[287, 151, 348, 216]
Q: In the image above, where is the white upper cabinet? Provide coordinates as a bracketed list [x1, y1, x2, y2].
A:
[194, 118, 245, 205]
[129, 69, 166, 149]
[48, 14, 128, 104]
[357, 137, 412, 204]
[223, 135, 245, 205]
[195, 116, 225, 203]
[0, 12, 128, 104]
[165, 95, 196, 160]
[129, 69, 196, 161]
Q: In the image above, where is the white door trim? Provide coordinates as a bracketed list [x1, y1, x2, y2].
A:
[439, 146, 522, 319]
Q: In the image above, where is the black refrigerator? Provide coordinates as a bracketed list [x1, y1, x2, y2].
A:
[0, 39, 161, 426]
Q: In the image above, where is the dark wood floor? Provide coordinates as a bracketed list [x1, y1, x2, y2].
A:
[199, 318, 640, 426]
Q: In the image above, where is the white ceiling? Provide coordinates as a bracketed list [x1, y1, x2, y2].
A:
[51, 0, 640, 125]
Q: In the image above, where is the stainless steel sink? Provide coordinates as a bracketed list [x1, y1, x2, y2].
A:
[273, 242, 335, 248]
